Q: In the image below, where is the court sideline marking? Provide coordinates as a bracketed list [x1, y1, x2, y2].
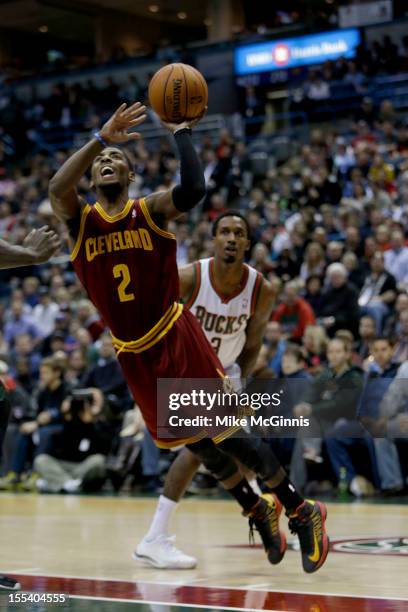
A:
[2, 571, 407, 602]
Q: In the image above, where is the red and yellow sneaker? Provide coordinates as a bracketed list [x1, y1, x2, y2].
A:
[245, 493, 287, 565]
[287, 499, 329, 573]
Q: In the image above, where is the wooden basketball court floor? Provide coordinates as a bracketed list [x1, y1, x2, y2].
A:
[0, 494, 407, 611]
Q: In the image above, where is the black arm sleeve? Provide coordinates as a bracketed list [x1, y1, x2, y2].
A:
[172, 128, 206, 212]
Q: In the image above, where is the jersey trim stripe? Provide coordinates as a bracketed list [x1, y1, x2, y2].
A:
[209, 258, 249, 303]
[111, 302, 183, 355]
[183, 262, 201, 309]
[156, 426, 242, 448]
[70, 205, 91, 262]
[250, 272, 263, 316]
[139, 197, 176, 240]
[212, 425, 242, 444]
[155, 431, 207, 449]
[94, 199, 133, 223]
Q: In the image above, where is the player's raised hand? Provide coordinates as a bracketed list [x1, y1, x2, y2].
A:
[99, 102, 147, 144]
[161, 106, 208, 134]
[23, 226, 61, 264]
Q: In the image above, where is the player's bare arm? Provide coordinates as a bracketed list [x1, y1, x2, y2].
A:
[238, 279, 275, 378]
[0, 226, 60, 269]
[146, 113, 207, 223]
[49, 102, 147, 222]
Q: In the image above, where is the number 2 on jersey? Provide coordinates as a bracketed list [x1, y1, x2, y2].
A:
[113, 264, 135, 302]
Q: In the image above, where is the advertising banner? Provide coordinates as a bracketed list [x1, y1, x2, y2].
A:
[234, 28, 361, 76]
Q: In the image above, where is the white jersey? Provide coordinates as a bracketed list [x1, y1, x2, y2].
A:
[185, 258, 263, 370]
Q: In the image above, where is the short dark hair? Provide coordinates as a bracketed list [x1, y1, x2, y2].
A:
[212, 211, 251, 239]
[40, 356, 64, 377]
[121, 148, 133, 171]
[283, 343, 305, 363]
[306, 274, 322, 286]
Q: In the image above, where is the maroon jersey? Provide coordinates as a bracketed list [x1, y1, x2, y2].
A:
[71, 197, 180, 343]
[71, 196, 233, 447]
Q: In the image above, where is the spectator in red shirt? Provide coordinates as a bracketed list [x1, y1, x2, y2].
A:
[272, 281, 316, 340]
[352, 121, 377, 147]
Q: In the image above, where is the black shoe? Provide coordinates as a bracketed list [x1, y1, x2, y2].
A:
[245, 493, 287, 565]
[0, 575, 21, 590]
[287, 499, 329, 573]
[107, 467, 126, 492]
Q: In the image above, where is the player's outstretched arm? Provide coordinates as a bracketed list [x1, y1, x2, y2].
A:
[49, 102, 146, 222]
[0, 226, 60, 269]
[238, 279, 275, 379]
[146, 114, 207, 222]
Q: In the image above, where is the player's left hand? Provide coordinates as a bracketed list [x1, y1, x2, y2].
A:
[100, 102, 147, 144]
[23, 226, 61, 264]
[161, 106, 208, 133]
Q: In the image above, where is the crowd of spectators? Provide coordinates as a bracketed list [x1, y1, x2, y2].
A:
[0, 52, 408, 498]
[244, 36, 408, 129]
[0, 74, 146, 159]
[2, 32, 408, 158]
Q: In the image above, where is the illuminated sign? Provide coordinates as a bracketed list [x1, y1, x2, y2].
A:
[235, 29, 361, 75]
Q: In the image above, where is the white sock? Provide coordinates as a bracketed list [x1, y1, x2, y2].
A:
[144, 495, 178, 541]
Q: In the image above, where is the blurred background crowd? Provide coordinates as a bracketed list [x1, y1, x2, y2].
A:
[1, 0, 408, 500]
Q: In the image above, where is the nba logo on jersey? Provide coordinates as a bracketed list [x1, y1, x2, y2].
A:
[242, 298, 248, 310]
[132, 209, 137, 218]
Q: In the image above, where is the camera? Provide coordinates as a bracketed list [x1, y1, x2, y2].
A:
[68, 388, 94, 415]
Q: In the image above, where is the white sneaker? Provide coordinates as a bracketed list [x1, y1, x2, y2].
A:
[303, 449, 324, 464]
[62, 478, 82, 493]
[350, 475, 375, 497]
[36, 478, 51, 493]
[133, 535, 197, 569]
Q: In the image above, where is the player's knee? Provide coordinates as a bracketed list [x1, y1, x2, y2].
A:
[87, 454, 106, 467]
[33, 454, 50, 472]
[186, 439, 237, 482]
[179, 447, 201, 471]
[218, 437, 281, 481]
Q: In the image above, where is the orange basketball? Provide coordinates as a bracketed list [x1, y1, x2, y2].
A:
[148, 63, 208, 124]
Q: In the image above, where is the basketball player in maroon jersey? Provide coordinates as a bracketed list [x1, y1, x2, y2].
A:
[49, 101, 328, 573]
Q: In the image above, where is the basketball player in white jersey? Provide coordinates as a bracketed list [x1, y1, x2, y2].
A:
[135, 212, 276, 569]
